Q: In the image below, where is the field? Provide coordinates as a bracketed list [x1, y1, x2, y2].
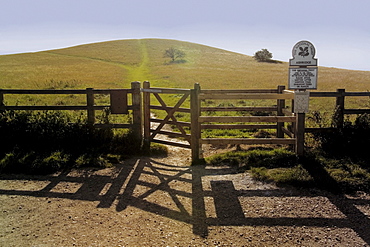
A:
[1, 38, 369, 104]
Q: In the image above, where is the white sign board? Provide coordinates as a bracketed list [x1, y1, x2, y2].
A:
[289, 67, 318, 89]
[289, 40, 318, 66]
[294, 91, 310, 113]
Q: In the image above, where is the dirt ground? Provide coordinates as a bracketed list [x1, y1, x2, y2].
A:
[1, 143, 370, 246]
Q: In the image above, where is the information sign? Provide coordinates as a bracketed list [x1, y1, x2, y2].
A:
[289, 67, 317, 89]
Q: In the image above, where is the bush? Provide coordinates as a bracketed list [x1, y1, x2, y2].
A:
[0, 110, 142, 174]
[312, 113, 370, 161]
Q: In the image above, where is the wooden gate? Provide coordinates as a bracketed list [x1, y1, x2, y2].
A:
[142, 81, 192, 149]
[143, 82, 300, 163]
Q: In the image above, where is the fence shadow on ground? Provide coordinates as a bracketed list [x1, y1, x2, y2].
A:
[1, 158, 370, 245]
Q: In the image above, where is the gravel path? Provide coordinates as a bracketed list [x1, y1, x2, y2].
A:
[1, 144, 370, 246]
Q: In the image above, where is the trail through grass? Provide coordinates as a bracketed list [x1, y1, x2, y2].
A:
[44, 39, 153, 86]
[126, 40, 151, 82]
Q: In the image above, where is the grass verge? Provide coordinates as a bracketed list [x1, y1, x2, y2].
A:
[205, 148, 370, 193]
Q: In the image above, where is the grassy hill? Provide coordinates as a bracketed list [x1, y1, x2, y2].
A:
[2, 38, 370, 91]
[1, 38, 370, 112]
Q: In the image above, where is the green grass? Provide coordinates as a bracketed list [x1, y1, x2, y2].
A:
[205, 148, 370, 193]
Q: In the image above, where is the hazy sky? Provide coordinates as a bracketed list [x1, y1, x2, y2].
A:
[1, 0, 370, 71]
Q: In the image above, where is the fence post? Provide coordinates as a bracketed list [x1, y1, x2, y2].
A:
[131, 81, 142, 143]
[143, 81, 151, 151]
[191, 83, 202, 164]
[335, 89, 345, 128]
[86, 88, 95, 126]
[277, 85, 285, 138]
[0, 90, 4, 112]
[295, 112, 305, 155]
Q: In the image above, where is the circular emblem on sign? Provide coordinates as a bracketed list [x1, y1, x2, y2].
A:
[292, 40, 316, 58]
[289, 40, 317, 66]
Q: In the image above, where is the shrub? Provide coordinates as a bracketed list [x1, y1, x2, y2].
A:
[0, 110, 141, 174]
[312, 113, 370, 161]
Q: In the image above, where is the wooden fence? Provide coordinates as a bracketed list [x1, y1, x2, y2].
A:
[0, 81, 142, 140]
[1, 81, 369, 164]
[307, 89, 370, 131]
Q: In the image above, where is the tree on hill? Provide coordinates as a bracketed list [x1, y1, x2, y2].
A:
[253, 48, 273, 62]
[164, 47, 186, 63]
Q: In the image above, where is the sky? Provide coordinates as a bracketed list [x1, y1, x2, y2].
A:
[1, 0, 370, 71]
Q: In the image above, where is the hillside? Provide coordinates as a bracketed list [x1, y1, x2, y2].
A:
[1, 38, 370, 92]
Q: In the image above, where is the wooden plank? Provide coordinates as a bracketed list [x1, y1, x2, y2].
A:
[131, 82, 142, 140]
[1, 89, 133, 95]
[277, 85, 286, 138]
[3, 105, 133, 111]
[191, 83, 202, 162]
[149, 129, 191, 141]
[199, 116, 296, 123]
[199, 93, 294, 100]
[152, 139, 191, 149]
[305, 127, 337, 133]
[310, 92, 340, 97]
[201, 124, 277, 129]
[282, 108, 293, 115]
[295, 113, 305, 155]
[94, 123, 132, 129]
[282, 127, 294, 138]
[283, 90, 295, 94]
[147, 88, 191, 94]
[1, 89, 87, 94]
[150, 118, 191, 127]
[201, 89, 278, 94]
[143, 81, 151, 149]
[201, 138, 296, 145]
[344, 109, 370, 114]
[86, 88, 95, 126]
[4, 106, 87, 110]
[344, 92, 370, 97]
[201, 106, 277, 112]
[141, 88, 163, 93]
[150, 105, 190, 113]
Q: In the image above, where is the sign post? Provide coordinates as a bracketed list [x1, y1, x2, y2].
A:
[289, 40, 318, 91]
[288, 40, 318, 155]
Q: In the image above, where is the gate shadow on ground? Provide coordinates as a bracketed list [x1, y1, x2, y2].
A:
[1, 158, 370, 244]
